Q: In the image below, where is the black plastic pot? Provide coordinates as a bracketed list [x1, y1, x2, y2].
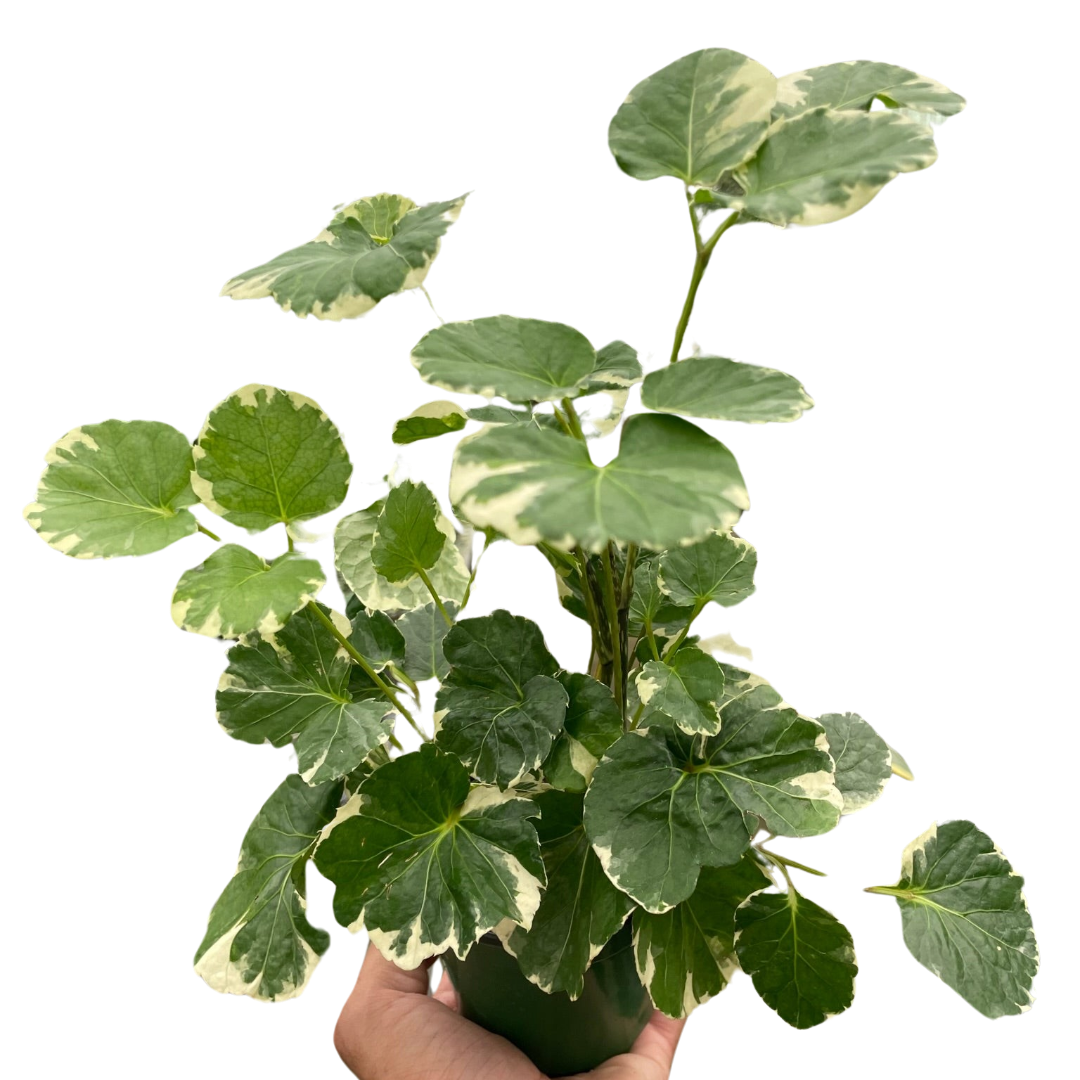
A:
[442, 922, 651, 1077]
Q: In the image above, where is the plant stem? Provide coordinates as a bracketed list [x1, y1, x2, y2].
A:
[416, 285, 442, 321]
[600, 545, 624, 718]
[757, 846, 827, 878]
[307, 603, 430, 743]
[417, 566, 454, 627]
[458, 535, 491, 613]
[196, 522, 221, 541]
[620, 543, 639, 602]
[668, 209, 741, 364]
[664, 599, 705, 658]
[630, 700, 646, 729]
[551, 404, 574, 438]
[560, 397, 586, 441]
[644, 618, 661, 661]
[286, 526, 295, 553]
[574, 548, 605, 668]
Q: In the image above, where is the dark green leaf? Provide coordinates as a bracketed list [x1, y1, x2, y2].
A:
[370, 480, 446, 583]
[658, 531, 756, 608]
[636, 647, 726, 735]
[542, 673, 623, 792]
[348, 608, 406, 671]
[397, 601, 458, 682]
[818, 712, 891, 813]
[392, 402, 469, 444]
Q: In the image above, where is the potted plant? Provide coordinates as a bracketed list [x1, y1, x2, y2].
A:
[23, 48, 1037, 1077]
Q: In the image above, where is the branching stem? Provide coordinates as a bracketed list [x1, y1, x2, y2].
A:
[600, 545, 624, 718]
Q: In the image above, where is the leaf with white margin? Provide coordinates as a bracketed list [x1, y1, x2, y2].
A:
[866, 820, 1038, 1018]
[194, 774, 341, 1001]
[817, 712, 891, 813]
[216, 603, 393, 783]
[313, 744, 545, 968]
[635, 852, 769, 1018]
[710, 108, 938, 227]
[435, 610, 568, 789]
[658, 531, 757, 608]
[412, 316, 598, 404]
[636, 647, 726, 735]
[172, 544, 325, 638]
[582, 341, 643, 392]
[629, 555, 695, 638]
[221, 193, 466, 320]
[335, 500, 469, 614]
[25, 420, 199, 558]
[451, 414, 749, 552]
[371, 480, 447, 585]
[608, 48, 777, 185]
[347, 608, 405, 671]
[466, 405, 563, 429]
[500, 790, 633, 998]
[392, 401, 469, 445]
[585, 693, 841, 913]
[642, 356, 813, 423]
[397, 601, 458, 682]
[192, 385, 351, 532]
[773, 60, 965, 121]
[542, 673, 623, 792]
[735, 886, 857, 1028]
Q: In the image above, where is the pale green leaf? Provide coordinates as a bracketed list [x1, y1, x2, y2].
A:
[193, 385, 351, 532]
[221, 194, 466, 320]
[451, 414, 749, 552]
[867, 821, 1038, 1018]
[542, 673, 624, 792]
[172, 544, 325, 638]
[818, 711, 891, 813]
[392, 401, 468, 445]
[194, 774, 340, 1001]
[735, 887, 857, 1028]
[314, 745, 545, 968]
[500, 791, 633, 998]
[636, 647, 726, 735]
[25, 420, 199, 558]
[435, 610, 567, 788]
[583, 341, 643, 392]
[609, 48, 777, 184]
[466, 405, 562, 429]
[642, 356, 813, 423]
[711, 108, 937, 226]
[658, 531, 756, 608]
[397, 601, 457, 682]
[371, 480, 446, 583]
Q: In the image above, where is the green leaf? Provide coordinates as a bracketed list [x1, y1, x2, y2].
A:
[194, 774, 341, 1001]
[735, 887, 857, 1028]
[500, 791, 633, 998]
[335, 500, 470, 614]
[711, 108, 937, 226]
[585, 690, 841, 913]
[192, 385, 351, 532]
[221, 194, 466, 320]
[451, 413, 749, 552]
[172, 544, 325, 638]
[392, 401, 469, 444]
[542, 673, 624, 792]
[435, 610, 568, 788]
[629, 555, 695, 638]
[371, 480, 446, 583]
[642, 356, 814, 423]
[608, 48, 776, 185]
[636, 647, 726, 735]
[583, 341, 643, 391]
[867, 821, 1038, 1018]
[818, 712, 891, 813]
[25, 420, 199, 558]
[347, 608, 406, 671]
[314, 745, 545, 968]
[411, 316, 598, 404]
[397, 601, 457, 682]
[216, 603, 393, 783]
[774, 60, 965, 121]
[634, 853, 769, 1018]
[658, 531, 756, 608]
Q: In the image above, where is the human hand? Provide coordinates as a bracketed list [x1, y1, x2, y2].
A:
[334, 942, 686, 1080]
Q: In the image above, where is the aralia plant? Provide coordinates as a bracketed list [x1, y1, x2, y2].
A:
[25, 48, 1038, 1043]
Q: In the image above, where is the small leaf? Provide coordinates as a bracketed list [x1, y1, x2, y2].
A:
[867, 821, 1038, 1018]
[636, 647, 726, 735]
[582, 341, 643, 391]
[818, 712, 891, 813]
[542, 673, 623, 791]
[392, 401, 469, 444]
[735, 887, 857, 1028]
[347, 608, 406, 671]
[371, 480, 446, 583]
[397, 601, 458, 682]
[658, 531, 756, 608]
[25, 420, 199, 558]
[629, 555, 695, 637]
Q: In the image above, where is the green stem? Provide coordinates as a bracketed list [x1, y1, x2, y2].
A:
[196, 522, 221, 542]
[308, 603, 429, 743]
[574, 549, 605, 669]
[417, 566, 454, 627]
[664, 599, 705, 658]
[757, 846, 827, 878]
[286, 527, 295, 553]
[560, 397, 586, 441]
[630, 700, 646, 730]
[388, 663, 420, 701]
[551, 404, 574, 438]
[600, 545, 624, 719]
[459, 535, 492, 614]
[668, 209, 741, 364]
[620, 543, 639, 603]
[865, 885, 907, 897]
[644, 618, 661, 661]
[416, 285, 442, 321]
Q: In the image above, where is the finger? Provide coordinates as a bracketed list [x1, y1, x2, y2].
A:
[628, 1011, 686, 1074]
[353, 940, 433, 1000]
[432, 968, 460, 1011]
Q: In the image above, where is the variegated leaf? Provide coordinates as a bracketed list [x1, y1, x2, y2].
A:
[542, 673, 623, 792]
[392, 401, 468, 445]
[657, 530, 756, 608]
[636, 647, 726, 735]
[818, 711, 891, 813]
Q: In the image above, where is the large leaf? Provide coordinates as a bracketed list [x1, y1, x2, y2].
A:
[194, 774, 341, 1001]
[636, 647, 726, 735]
[634, 853, 769, 1018]
[608, 48, 776, 185]
[314, 745, 545, 968]
[709, 108, 937, 226]
[397, 601, 457, 682]
[451, 413, 749, 552]
[371, 480, 446, 583]
[542, 673, 624, 792]
[412, 316, 599, 404]
[585, 692, 841, 913]
[216, 604, 393, 784]
[658, 531, 756, 608]
[867, 821, 1038, 1018]
[172, 544, 325, 638]
[818, 711, 891, 813]
[392, 401, 468, 445]
[500, 791, 633, 998]
[25, 420, 199, 557]
[735, 887, 857, 1028]
[435, 610, 568, 788]
[774, 60, 965, 121]
[193, 385, 351, 532]
[642, 356, 813, 423]
[221, 193, 466, 320]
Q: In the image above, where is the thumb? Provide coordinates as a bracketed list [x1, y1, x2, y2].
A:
[353, 940, 434, 1001]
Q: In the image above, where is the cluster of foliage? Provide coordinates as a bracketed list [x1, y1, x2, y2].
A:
[25, 49, 1039, 1030]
